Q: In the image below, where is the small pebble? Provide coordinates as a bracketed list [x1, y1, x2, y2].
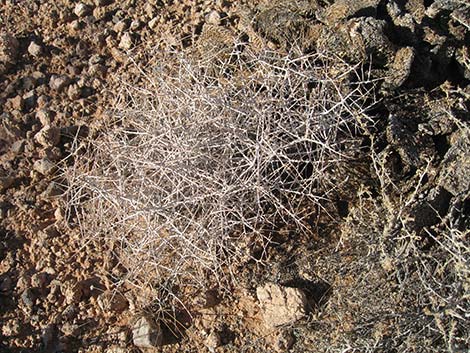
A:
[119, 32, 134, 50]
[28, 41, 43, 57]
[33, 158, 56, 175]
[49, 75, 71, 92]
[74, 3, 91, 18]
[206, 10, 221, 25]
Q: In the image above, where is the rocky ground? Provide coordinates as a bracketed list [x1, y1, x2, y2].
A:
[1, 0, 469, 352]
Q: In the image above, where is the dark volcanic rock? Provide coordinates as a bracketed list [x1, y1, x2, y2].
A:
[438, 130, 470, 196]
[382, 46, 415, 92]
[321, 0, 380, 25]
[318, 17, 394, 66]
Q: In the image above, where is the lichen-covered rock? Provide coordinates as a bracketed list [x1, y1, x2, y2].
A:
[321, 0, 380, 25]
[195, 24, 235, 71]
[439, 130, 470, 196]
[382, 47, 415, 92]
[237, 1, 323, 51]
[455, 46, 470, 80]
[256, 283, 307, 328]
[317, 17, 394, 66]
[425, 0, 469, 19]
[387, 1, 417, 42]
[405, 0, 426, 24]
[254, 4, 312, 47]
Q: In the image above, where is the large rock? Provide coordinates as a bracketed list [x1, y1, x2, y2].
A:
[439, 131, 470, 196]
[387, 1, 417, 40]
[317, 17, 394, 66]
[132, 316, 163, 348]
[253, 4, 313, 48]
[425, 0, 469, 18]
[35, 125, 61, 148]
[322, 0, 380, 25]
[382, 47, 415, 92]
[256, 283, 308, 328]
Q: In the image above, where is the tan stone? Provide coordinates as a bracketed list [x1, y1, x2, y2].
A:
[256, 283, 307, 328]
[132, 316, 163, 348]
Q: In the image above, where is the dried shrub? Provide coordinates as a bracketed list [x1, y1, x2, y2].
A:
[63, 47, 374, 308]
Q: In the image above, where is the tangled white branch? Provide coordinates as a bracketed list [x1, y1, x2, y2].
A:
[64, 48, 375, 305]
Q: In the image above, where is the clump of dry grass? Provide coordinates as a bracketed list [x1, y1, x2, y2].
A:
[298, 124, 470, 353]
[366, 125, 470, 352]
[63, 47, 374, 308]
